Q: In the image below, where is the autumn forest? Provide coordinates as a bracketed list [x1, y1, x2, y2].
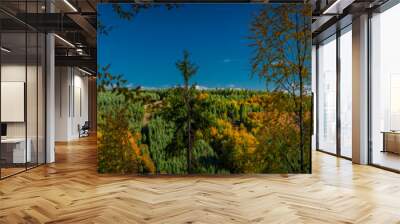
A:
[97, 3, 312, 174]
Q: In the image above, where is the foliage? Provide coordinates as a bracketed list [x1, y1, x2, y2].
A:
[147, 117, 187, 174]
[249, 4, 311, 92]
[210, 119, 259, 173]
[98, 86, 312, 174]
[175, 50, 199, 173]
[97, 68, 153, 174]
[128, 132, 156, 174]
[249, 4, 312, 172]
[98, 3, 178, 35]
[192, 139, 223, 174]
[97, 91, 141, 173]
[97, 5, 313, 174]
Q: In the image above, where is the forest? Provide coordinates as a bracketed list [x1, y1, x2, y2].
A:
[97, 4, 312, 174]
[97, 63, 312, 174]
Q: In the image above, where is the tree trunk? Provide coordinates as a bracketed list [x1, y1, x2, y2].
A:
[299, 70, 304, 173]
[185, 86, 192, 174]
[187, 103, 192, 174]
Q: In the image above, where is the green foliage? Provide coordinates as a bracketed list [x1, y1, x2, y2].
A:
[175, 50, 199, 173]
[97, 65, 146, 174]
[98, 91, 144, 133]
[98, 85, 312, 174]
[97, 91, 143, 173]
[192, 139, 222, 174]
[157, 88, 189, 153]
[147, 117, 186, 174]
[97, 2, 312, 175]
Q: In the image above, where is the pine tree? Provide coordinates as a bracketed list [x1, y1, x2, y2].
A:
[175, 50, 199, 173]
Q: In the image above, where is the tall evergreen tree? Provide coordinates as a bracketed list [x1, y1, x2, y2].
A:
[175, 50, 199, 173]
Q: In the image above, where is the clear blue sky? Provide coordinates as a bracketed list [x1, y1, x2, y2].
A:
[98, 4, 267, 89]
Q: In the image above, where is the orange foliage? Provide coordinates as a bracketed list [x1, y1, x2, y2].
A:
[248, 94, 268, 105]
[215, 119, 258, 156]
[210, 126, 218, 137]
[197, 92, 209, 100]
[210, 119, 259, 172]
[97, 131, 103, 146]
[128, 132, 156, 174]
[248, 110, 299, 133]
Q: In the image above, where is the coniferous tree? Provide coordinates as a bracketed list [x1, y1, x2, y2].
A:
[175, 50, 198, 173]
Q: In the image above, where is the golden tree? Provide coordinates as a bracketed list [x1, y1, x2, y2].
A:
[249, 4, 312, 172]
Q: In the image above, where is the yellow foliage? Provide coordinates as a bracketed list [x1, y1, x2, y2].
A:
[97, 131, 103, 146]
[214, 119, 259, 159]
[247, 95, 263, 105]
[128, 132, 141, 156]
[248, 110, 299, 134]
[197, 92, 209, 100]
[195, 130, 204, 139]
[141, 149, 156, 174]
[97, 131, 102, 139]
[229, 100, 239, 108]
[128, 131, 156, 174]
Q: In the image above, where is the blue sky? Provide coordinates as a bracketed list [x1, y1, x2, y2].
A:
[98, 4, 267, 90]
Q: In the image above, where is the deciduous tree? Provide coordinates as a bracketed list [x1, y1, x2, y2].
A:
[249, 4, 312, 172]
